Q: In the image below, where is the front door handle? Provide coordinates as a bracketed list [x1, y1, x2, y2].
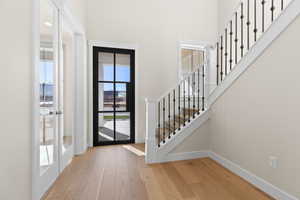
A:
[56, 110, 63, 115]
[49, 111, 55, 115]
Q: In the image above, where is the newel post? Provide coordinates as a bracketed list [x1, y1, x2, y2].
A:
[145, 98, 158, 164]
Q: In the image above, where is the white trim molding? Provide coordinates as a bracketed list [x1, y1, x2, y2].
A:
[146, 148, 299, 199]
[209, 152, 299, 200]
[156, 151, 209, 163]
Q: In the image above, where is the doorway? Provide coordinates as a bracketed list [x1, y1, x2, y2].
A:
[93, 47, 135, 146]
[38, 0, 60, 194]
[35, 0, 78, 198]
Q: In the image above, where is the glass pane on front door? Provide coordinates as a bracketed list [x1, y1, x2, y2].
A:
[98, 83, 114, 112]
[98, 52, 114, 81]
[115, 112, 130, 141]
[115, 83, 127, 111]
[98, 112, 114, 142]
[116, 54, 130, 82]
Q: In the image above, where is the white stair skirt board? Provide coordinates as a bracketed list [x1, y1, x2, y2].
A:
[208, 152, 299, 200]
[155, 151, 209, 163]
[122, 145, 145, 156]
[155, 108, 210, 160]
[208, 0, 300, 106]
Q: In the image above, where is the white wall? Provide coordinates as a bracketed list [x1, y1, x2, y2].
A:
[87, 0, 218, 142]
[0, 1, 32, 199]
[64, 0, 87, 30]
[171, 120, 210, 153]
[209, 14, 300, 198]
[218, 0, 240, 34]
[0, 0, 87, 199]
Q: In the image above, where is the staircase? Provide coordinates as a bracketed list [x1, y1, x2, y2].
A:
[145, 0, 297, 164]
[155, 66, 206, 147]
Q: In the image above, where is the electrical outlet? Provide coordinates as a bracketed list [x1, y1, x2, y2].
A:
[269, 156, 278, 169]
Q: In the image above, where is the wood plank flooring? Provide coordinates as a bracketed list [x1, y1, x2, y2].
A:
[43, 144, 273, 200]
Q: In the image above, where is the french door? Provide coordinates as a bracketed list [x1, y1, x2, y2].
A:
[38, 0, 75, 197]
[93, 47, 135, 146]
[38, 0, 60, 195]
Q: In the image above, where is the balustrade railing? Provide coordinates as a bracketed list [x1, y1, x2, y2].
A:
[216, 0, 291, 85]
[147, 0, 293, 151]
[156, 66, 205, 147]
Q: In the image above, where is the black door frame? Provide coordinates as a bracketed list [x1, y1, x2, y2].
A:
[93, 46, 135, 146]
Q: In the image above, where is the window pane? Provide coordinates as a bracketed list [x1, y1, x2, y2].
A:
[98, 112, 114, 142]
[98, 83, 115, 111]
[99, 52, 114, 81]
[116, 54, 130, 82]
[39, 0, 56, 174]
[115, 83, 127, 111]
[61, 18, 74, 152]
[181, 49, 204, 76]
[115, 113, 130, 141]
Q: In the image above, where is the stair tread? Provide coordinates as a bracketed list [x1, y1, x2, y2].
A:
[156, 109, 203, 142]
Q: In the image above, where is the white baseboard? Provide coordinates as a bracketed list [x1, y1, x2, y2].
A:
[135, 137, 145, 144]
[153, 151, 209, 163]
[154, 150, 298, 199]
[208, 151, 299, 200]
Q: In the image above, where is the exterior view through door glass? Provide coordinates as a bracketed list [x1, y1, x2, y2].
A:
[60, 15, 74, 171]
[38, 0, 76, 197]
[93, 47, 135, 145]
[39, 0, 59, 194]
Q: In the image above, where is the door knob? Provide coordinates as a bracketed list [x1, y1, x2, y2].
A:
[56, 111, 63, 115]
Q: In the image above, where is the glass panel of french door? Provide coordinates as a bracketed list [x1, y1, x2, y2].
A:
[39, 0, 58, 175]
[61, 15, 74, 163]
[39, 1, 59, 197]
[94, 48, 135, 145]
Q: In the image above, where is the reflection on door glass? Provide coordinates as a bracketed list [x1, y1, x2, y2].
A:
[116, 54, 130, 82]
[62, 19, 74, 154]
[99, 83, 115, 111]
[39, 0, 55, 174]
[39, 114, 54, 172]
[98, 113, 114, 142]
[115, 83, 127, 111]
[115, 112, 130, 141]
[99, 52, 114, 81]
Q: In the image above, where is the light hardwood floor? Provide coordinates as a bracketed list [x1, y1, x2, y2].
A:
[43, 144, 273, 200]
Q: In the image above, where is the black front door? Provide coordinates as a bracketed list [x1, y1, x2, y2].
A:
[93, 47, 135, 146]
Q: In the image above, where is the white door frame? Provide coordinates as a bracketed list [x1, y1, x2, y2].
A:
[178, 41, 212, 80]
[32, 0, 87, 199]
[178, 41, 214, 107]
